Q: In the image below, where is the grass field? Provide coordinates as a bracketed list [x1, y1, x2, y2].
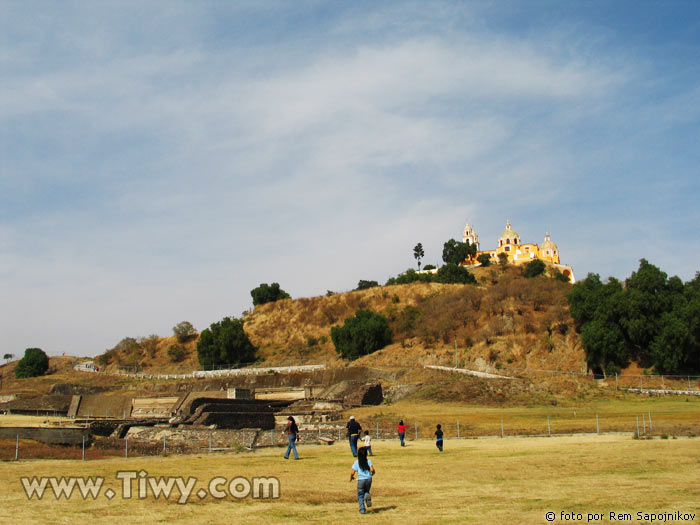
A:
[2, 434, 699, 524]
[349, 397, 700, 439]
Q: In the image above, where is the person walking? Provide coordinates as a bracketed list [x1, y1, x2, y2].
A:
[346, 415, 362, 457]
[434, 423, 444, 452]
[397, 420, 406, 447]
[282, 416, 299, 460]
[349, 446, 375, 514]
[362, 430, 373, 456]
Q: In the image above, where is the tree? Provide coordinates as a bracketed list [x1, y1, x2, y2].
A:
[250, 282, 291, 306]
[172, 321, 197, 343]
[442, 239, 475, 265]
[15, 348, 49, 378]
[356, 280, 379, 290]
[477, 253, 491, 267]
[523, 259, 546, 278]
[197, 317, 256, 368]
[498, 252, 509, 267]
[423, 264, 436, 271]
[331, 309, 392, 360]
[580, 319, 627, 376]
[435, 263, 477, 284]
[413, 243, 425, 270]
[3, 353, 14, 362]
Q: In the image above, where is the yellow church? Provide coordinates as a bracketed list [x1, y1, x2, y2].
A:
[462, 220, 575, 283]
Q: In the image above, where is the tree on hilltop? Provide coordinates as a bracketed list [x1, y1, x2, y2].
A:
[173, 321, 197, 342]
[15, 348, 49, 378]
[413, 243, 425, 270]
[250, 282, 291, 306]
[442, 239, 476, 265]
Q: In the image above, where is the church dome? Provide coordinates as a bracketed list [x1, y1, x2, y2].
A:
[498, 220, 521, 247]
[541, 233, 558, 256]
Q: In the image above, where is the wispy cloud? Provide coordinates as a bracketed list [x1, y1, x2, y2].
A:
[1, 2, 698, 356]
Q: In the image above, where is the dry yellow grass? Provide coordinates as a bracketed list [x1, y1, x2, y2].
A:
[349, 397, 700, 438]
[1, 435, 698, 524]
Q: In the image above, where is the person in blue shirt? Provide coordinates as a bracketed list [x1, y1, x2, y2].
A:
[349, 446, 375, 514]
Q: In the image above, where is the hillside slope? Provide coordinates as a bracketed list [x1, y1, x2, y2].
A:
[246, 266, 585, 373]
[90, 266, 586, 374]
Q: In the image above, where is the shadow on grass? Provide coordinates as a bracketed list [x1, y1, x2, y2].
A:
[368, 505, 397, 513]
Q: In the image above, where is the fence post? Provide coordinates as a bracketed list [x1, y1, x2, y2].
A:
[501, 419, 504, 438]
[642, 413, 646, 434]
[648, 412, 653, 431]
[661, 376, 664, 389]
[596, 413, 599, 434]
[547, 416, 551, 436]
[15, 434, 19, 461]
[163, 436, 166, 453]
[457, 420, 460, 438]
[636, 416, 640, 438]
[415, 422, 418, 441]
[82, 435, 86, 461]
[615, 373, 618, 390]
[376, 422, 379, 440]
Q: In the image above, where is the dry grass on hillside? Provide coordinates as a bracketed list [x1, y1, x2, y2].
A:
[246, 267, 586, 374]
[77, 267, 586, 376]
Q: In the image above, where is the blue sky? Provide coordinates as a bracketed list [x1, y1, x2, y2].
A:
[2, 1, 699, 357]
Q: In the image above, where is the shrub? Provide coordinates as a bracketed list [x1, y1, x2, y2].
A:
[523, 259, 546, 278]
[197, 317, 256, 368]
[435, 263, 477, 284]
[331, 309, 392, 360]
[172, 321, 197, 342]
[167, 344, 186, 362]
[15, 348, 49, 378]
[477, 253, 491, 267]
[423, 264, 436, 271]
[356, 280, 379, 290]
[250, 282, 291, 306]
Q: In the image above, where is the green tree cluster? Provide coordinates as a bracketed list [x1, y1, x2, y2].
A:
[331, 309, 392, 360]
[196, 317, 256, 368]
[15, 348, 49, 378]
[442, 239, 477, 265]
[567, 259, 700, 375]
[523, 259, 546, 278]
[250, 282, 291, 306]
[385, 264, 477, 286]
[356, 280, 379, 290]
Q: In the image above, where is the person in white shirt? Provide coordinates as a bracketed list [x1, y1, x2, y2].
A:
[361, 430, 373, 456]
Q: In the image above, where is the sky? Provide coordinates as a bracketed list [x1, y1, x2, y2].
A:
[2, 1, 699, 357]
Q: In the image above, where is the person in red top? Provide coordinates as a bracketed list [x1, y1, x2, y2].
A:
[397, 420, 406, 447]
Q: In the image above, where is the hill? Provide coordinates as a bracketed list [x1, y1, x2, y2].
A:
[91, 265, 585, 375]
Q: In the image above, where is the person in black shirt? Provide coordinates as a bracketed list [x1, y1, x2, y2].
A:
[346, 416, 362, 457]
[434, 424, 443, 452]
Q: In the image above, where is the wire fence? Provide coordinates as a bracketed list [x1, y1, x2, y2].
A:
[3, 409, 698, 461]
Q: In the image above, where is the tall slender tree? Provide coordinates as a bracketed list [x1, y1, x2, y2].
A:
[413, 242, 425, 270]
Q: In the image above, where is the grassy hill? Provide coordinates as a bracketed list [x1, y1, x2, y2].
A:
[91, 265, 585, 375]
